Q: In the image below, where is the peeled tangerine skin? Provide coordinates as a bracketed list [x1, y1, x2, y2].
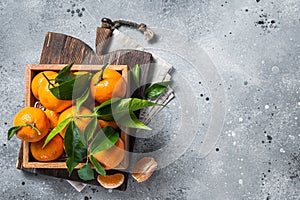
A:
[132, 157, 158, 182]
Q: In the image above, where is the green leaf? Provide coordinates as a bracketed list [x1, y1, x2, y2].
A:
[94, 98, 121, 113]
[132, 64, 140, 87]
[43, 117, 73, 148]
[94, 98, 121, 121]
[115, 98, 159, 113]
[90, 154, 106, 176]
[118, 111, 151, 130]
[95, 98, 161, 130]
[78, 164, 95, 181]
[145, 81, 171, 99]
[84, 117, 98, 144]
[66, 158, 80, 175]
[76, 89, 90, 113]
[90, 126, 119, 154]
[64, 121, 87, 175]
[50, 72, 92, 100]
[7, 126, 22, 140]
[55, 62, 76, 84]
[96, 98, 160, 122]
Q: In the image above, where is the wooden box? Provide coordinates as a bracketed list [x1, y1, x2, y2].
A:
[22, 64, 129, 170]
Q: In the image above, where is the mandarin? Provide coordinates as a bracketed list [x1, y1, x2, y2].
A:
[38, 74, 72, 112]
[90, 69, 126, 103]
[31, 71, 57, 100]
[57, 106, 92, 138]
[93, 138, 125, 170]
[44, 109, 60, 129]
[13, 107, 50, 142]
[98, 119, 119, 130]
[30, 134, 64, 161]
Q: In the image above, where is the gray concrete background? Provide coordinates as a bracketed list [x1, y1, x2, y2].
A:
[1, 0, 299, 199]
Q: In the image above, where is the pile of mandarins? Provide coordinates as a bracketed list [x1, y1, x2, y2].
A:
[12, 69, 127, 187]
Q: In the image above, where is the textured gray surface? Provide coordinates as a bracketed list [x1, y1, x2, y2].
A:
[1, 0, 300, 199]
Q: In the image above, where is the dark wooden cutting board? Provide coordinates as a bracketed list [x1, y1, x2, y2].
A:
[16, 26, 152, 191]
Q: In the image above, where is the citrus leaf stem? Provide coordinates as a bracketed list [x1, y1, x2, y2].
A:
[94, 63, 108, 85]
[42, 73, 55, 88]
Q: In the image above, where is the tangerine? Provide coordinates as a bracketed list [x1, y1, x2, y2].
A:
[44, 109, 60, 129]
[38, 74, 72, 112]
[93, 138, 125, 170]
[98, 119, 119, 130]
[30, 134, 64, 161]
[57, 106, 92, 138]
[90, 69, 126, 103]
[13, 107, 50, 142]
[31, 71, 57, 100]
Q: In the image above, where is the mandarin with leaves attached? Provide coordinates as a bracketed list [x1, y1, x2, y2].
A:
[90, 69, 126, 104]
[38, 74, 72, 113]
[57, 106, 92, 138]
[13, 107, 50, 142]
[31, 71, 57, 100]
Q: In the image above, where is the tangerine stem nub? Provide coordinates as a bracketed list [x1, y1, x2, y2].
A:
[25, 123, 42, 135]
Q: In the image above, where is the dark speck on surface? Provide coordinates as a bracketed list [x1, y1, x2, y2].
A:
[205, 97, 210, 101]
[78, 13, 83, 17]
[267, 135, 272, 141]
[71, 10, 75, 14]
[84, 196, 89, 200]
[67, 9, 70, 12]
[82, 7, 85, 11]
[21, 182, 25, 185]
[76, 9, 80, 13]
[255, 10, 279, 32]
[244, 81, 248, 85]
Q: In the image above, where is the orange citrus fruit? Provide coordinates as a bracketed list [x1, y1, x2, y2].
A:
[97, 173, 125, 189]
[44, 109, 60, 129]
[30, 134, 64, 161]
[38, 74, 72, 112]
[13, 107, 50, 142]
[31, 71, 57, 100]
[57, 106, 92, 138]
[93, 138, 125, 170]
[98, 119, 119, 130]
[90, 69, 126, 103]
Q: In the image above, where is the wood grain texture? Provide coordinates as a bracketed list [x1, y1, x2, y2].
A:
[17, 27, 152, 190]
[40, 32, 95, 64]
[96, 27, 113, 55]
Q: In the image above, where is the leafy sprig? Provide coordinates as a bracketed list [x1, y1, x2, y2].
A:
[8, 63, 171, 182]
